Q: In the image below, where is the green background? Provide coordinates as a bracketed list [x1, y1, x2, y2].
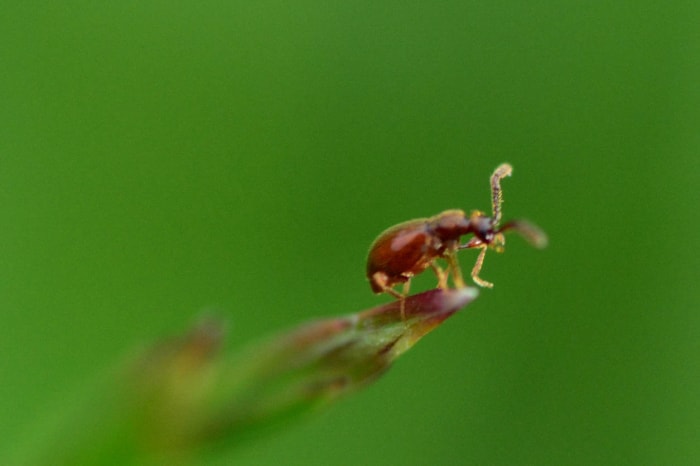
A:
[2, 1, 699, 465]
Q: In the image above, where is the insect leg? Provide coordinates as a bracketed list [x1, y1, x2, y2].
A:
[399, 280, 411, 321]
[459, 236, 484, 250]
[429, 262, 448, 289]
[471, 245, 494, 288]
[371, 272, 409, 320]
[444, 250, 466, 289]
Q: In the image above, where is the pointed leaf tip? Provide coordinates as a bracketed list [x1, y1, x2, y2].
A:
[358, 286, 479, 327]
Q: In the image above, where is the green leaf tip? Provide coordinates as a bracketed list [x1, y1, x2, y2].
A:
[12, 288, 478, 464]
[192, 287, 480, 449]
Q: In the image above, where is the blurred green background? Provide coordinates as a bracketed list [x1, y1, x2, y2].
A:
[1, 1, 699, 465]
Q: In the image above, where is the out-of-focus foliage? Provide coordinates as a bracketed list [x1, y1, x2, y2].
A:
[9, 289, 476, 465]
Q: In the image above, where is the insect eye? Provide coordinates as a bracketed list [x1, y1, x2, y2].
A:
[478, 221, 493, 240]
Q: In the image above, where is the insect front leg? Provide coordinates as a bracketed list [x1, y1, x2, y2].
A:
[470, 245, 493, 288]
[459, 238, 493, 288]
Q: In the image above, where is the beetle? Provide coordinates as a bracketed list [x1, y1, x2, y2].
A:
[366, 163, 547, 311]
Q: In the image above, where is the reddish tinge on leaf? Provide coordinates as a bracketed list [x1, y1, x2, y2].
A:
[200, 287, 479, 446]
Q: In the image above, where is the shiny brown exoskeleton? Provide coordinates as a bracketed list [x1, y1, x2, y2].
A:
[366, 163, 547, 309]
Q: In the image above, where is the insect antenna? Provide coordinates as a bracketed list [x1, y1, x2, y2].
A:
[500, 219, 548, 249]
[490, 163, 513, 226]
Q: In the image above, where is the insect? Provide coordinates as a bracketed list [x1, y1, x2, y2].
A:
[366, 163, 547, 314]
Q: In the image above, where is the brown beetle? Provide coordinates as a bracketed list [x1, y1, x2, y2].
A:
[366, 163, 547, 309]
